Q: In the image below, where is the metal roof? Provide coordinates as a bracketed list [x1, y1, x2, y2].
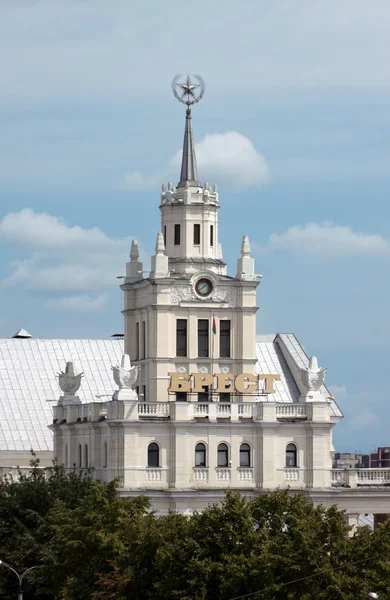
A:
[0, 334, 341, 454]
[0, 339, 123, 452]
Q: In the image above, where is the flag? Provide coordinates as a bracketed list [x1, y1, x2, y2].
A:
[212, 316, 217, 335]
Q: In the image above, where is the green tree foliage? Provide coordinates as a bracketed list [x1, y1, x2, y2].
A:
[1, 463, 390, 600]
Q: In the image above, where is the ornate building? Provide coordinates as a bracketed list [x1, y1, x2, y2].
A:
[50, 76, 345, 514]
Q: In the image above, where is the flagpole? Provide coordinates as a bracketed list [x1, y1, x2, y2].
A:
[211, 314, 215, 402]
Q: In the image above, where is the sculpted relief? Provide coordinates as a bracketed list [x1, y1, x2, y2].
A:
[170, 285, 237, 306]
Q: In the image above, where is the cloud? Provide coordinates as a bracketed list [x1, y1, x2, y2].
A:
[45, 295, 108, 312]
[263, 222, 390, 259]
[124, 132, 269, 191]
[0, 209, 139, 307]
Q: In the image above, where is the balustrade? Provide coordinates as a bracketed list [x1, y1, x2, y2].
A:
[284, 468, 300, 481]
[238, 468, 254, 482]
[276, 404, 307, 418]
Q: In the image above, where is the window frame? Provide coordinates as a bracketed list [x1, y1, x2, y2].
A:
[147, 442, 160, 468]
[219, 320, 231, 358]
[239, 443, 251, 467]
[176, 318, 188, 357]
[198, 318, 209, 358]
[193, 223, 201, 245]
[195, 442, 207, 467]
[174, 224, 181, 246]
[286, 443, 298, 467]
[217, 442, 229, 468]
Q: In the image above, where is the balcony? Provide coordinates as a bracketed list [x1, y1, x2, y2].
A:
[331, 468, 390, 487]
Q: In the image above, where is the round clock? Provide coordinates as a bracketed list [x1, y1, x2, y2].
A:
[195, 278, 213, 297]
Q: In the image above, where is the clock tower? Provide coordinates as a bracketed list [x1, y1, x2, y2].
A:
[122, 75, 259, 403]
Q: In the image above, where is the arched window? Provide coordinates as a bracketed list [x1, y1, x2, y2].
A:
[286, 443, 297, 467]
[195, 443, 206, 467]
[148, 442, 159, 467]
[78, 444, 82, 468]
[240, 443, 251, 467]
[103, 441, 108, 468]
[217, 443, 229, 467]
[84, 444, 89, 468]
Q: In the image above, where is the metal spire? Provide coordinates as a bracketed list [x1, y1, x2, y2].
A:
[178, 108, 199, 188]
[171, 74, 205, 189]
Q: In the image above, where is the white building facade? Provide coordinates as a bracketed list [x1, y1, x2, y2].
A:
[50, 92, 347, 514]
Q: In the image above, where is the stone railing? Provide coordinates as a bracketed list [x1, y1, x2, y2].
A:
[216, 468, 231, 482]
[145, 468, 163, 482]
[284, 468, 300, 481]
[331, 469, 347, 485]
[238, 467, 254, 481]
[138, 403, 170, 417]
[276, 404, 307, 418]
[331, 468, 390, 487]
[357, 469, 390, 485]
[193, 468, 208, 482]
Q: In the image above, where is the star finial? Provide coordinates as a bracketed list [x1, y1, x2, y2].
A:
[172, 73, 205, 107]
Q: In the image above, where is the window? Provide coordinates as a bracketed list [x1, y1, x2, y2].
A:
[220, 393, 230, 402]
[84, 444, 89, 468]
[174, 224, 181, 245]
[176, 392, 188, 402]
[286, 443, 297, 467]
[78, 444, 82, 468]
[198, 386, 209, 403]
[240, 443, 251, 467]
[220, 320, 231, 358]
[142, 321, 146, 359]
[136, 385, 139, 398]
[65, 444, 68, 467]
[135, 322, 139, 360]
[176, 319, 187, 357]
[164, 225, 167, 247]
[218, 443, 229, 467]
[103, 441, 108, 468]
[195, 443, 206, 467]
[210, 224, 214, 247]
[198, 319, 209, 358]
[142, 385, 146, 403]
[148, 442, 159, 467]
[194, 224, 200, 245]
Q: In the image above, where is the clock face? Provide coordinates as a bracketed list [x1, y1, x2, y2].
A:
[195, 278, 213, 297]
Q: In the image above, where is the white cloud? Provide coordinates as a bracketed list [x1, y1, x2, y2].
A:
[45, 295, 108, 312]
[264, 222, 390, 259]
[125, 132, 269, 190]
[0, 209, 140, 307]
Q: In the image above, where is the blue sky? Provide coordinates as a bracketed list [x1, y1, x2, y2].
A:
[0, 0, 389, 452]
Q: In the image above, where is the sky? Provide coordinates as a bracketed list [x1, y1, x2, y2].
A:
[0, 0, 389, 453]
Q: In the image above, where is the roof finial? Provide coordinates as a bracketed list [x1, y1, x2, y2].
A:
[130, 239, 139, 261]
[171, 74, 205, 189]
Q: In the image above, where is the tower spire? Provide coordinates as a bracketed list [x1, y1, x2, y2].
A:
[178, 108, 199, 188]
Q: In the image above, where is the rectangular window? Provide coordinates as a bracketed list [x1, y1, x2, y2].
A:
[220, 320, 231, 358]
[198, 386, 209, 403]
[198, 319, 209, 358]
[194, 224, 200, 245]
[142, 385, 146, 403]
[219, 393, 231, 402]
[176, 319, 187, 357]
[135, 322, 139, 360]
[174, 224, 181, 245]
[136, 386, 139, 398]
[142, 321, 146, 359]
[176, 392, 187, 402]
[210, 225, 214, 247]
[164, 225, 167, 247]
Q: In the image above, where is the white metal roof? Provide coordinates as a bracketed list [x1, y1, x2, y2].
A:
[0, 334, 341, 454]
[0, 339, 123, 452]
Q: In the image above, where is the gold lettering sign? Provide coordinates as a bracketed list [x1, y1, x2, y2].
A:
[168, 373, 280, 394]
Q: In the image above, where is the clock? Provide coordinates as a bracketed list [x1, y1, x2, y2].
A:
[195, 278, 213, 298]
